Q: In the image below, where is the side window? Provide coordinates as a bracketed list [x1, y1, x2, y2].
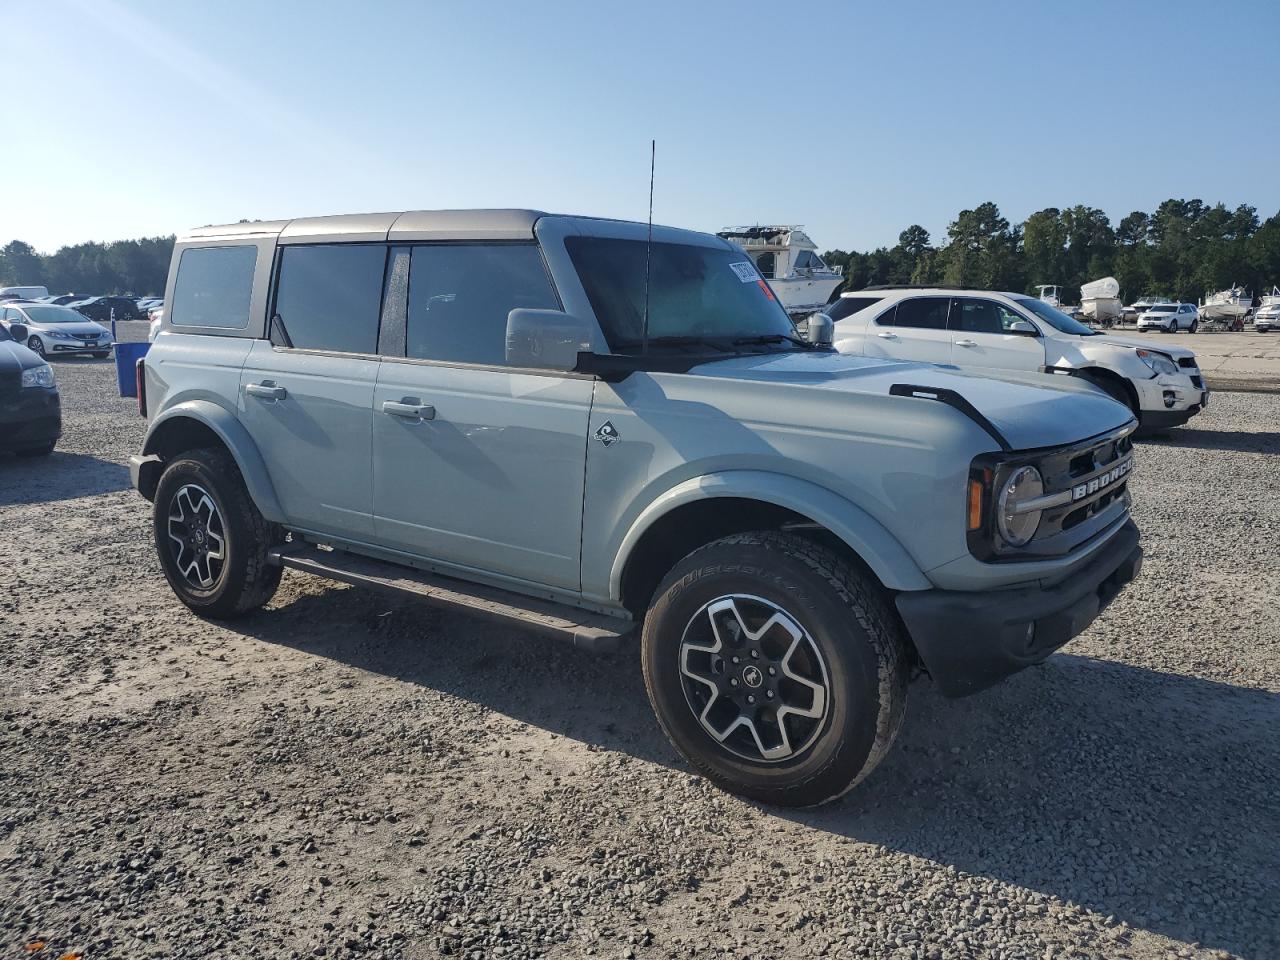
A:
[888, 297, 950, 330]
[951, 298, 1027, 334]
[272, 244, 387, 354]
[406, 244, 559, 366]
[170, 245, 257, 328]
[827, 295, 884, 322]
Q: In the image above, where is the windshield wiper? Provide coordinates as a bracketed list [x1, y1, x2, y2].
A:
[613, 335, 736, 353]
[731, 333, 816, 350]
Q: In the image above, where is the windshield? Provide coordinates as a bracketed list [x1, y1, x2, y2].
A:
[1144, 305, 1176, 314]
[565, 237, 797, 352]
[1016, 297, 1100, 336]
[21, 305, 90, 324]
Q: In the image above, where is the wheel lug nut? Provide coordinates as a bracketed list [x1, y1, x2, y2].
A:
[768, 666, 776, 676]
[766, 690, 774, 699]
[731, 656, 740, 664]
[747, 695, 755, 704]
[750, 650, 759, 658]
[730, 678, 738, 687]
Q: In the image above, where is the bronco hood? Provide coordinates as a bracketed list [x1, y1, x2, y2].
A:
[689, 351, 1134, 451]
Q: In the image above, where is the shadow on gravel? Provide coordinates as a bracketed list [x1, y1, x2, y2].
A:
[1138, 427, 1280, 455]
[792, 655, 1280, 958]
[0, 451, 132, 504]
[241, 589, 1279, 957]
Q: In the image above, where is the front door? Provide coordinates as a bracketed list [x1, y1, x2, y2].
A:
[371, 242, 592, 592]
[947, 297, 1047, 372]
[862, 296, 954, 364]
[238, 242, 389, 540]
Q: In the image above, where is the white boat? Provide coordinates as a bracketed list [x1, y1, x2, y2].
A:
[1200, 285, 1253, 321]
[1036, 284, 1065, 309]
[1079, 276, 1122, 324]
[717, 225, 843, 313]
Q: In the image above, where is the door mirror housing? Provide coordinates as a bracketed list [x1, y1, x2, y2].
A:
[1008, 319, 1038, 336]
[807, 312, 835, 347]
[9, 323, 28, 341]
[505, 309, 593, 371]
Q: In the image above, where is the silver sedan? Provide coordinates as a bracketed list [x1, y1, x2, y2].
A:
[0, 302, 114, 359]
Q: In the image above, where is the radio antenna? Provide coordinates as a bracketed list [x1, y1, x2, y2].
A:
[641, 139, 655, 356]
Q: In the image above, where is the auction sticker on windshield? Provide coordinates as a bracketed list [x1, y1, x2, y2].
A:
[729, 262, 759, 283]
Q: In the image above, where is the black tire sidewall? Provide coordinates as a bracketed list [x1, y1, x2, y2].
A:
[643, 542, 890, 805]
[153, 451, 269, 616]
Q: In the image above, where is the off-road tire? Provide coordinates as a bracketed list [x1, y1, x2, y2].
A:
[153, 447, 282, 619]
[641, 531, 910, 807]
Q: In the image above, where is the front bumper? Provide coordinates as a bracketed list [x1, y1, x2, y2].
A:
[1132, 370, 1206, 421]
[0, 387, 62, 451]
[895, 520, 1142, 697]
[46, 338, 113, 354]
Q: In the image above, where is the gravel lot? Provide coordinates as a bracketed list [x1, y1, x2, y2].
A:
[2, 332, 1277, 960]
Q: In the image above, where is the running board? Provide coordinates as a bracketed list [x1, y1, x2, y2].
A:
[268, 544, 633, 652]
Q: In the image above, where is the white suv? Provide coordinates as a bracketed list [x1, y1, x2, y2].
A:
[827, 287, 1207, 432]
[1136, 302, 1198, 333]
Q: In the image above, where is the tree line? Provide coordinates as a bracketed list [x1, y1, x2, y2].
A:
[0, 237, 175, 297]
[821, 199, 1280, 305]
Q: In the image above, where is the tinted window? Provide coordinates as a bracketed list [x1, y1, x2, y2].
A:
[170, 245, 257, 328]
[950, 297, 1027, 334]
[566, 237, 794, 349]
[827, 295, 883, 322]
[887, 297, 950, 330]
[273, 244, 387, 354]
[406, 244, 560, 365]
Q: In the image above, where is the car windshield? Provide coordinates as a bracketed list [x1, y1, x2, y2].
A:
[565, 236, 799, 353]
[21, 305, 90, 324]
[1016, 297, 1100, 336]
[1145, 305, 1176, 313]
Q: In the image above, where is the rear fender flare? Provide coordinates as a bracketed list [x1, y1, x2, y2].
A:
[142, 399, 285, 523]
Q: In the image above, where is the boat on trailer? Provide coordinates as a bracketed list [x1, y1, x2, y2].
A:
[1079, 276, 1122, 326]
[1200, 286, 1252, 323]
[717, 225, 844, 314]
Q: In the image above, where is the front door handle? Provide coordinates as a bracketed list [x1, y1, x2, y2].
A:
[955, 339, 978, 348]
[382, 399, 436, 421]
[246, 381, 287, 401]
[876, 331, 898, 340]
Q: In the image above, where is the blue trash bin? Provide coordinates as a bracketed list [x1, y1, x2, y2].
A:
[114, 341, 151, 398]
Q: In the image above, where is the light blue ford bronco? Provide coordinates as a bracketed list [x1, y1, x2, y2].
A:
[131, 210, 1142, 806]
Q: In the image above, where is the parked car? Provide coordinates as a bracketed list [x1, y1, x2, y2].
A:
[1254, 303, 1278, 332]
[1135, 302, 1198, 333]
[0, 317, 60, 456]
[47, 294, 88, 305]
[1, 303, 115, 358]
[0, 285, 50, 302]
[827, 286, 1207, 433]
[130, 210, 1143, 807]
[68, 295, 146, 322]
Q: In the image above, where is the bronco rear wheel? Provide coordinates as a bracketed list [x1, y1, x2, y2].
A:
[641, 532, 909, 807]
[153, 447, 282, 619]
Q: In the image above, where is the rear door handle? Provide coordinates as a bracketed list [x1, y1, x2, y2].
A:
[876, 331, 898, 339]
[955, 339, 978, 348]
[246, 381, 287, 401]
[382, 399, 436, 421]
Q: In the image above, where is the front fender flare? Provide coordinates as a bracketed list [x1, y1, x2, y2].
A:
[143, 399, 286, 523]
[609, 471, 933, 597]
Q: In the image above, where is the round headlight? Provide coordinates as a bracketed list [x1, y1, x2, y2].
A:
[997, 466, 1044, 547]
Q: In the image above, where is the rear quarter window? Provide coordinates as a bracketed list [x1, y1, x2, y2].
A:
[170, 245, 257, 328]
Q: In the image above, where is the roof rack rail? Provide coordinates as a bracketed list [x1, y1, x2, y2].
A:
[889, 383, 1011, 452]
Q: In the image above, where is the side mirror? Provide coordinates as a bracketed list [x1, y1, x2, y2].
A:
[9, 323, 28, 341]
[1008, 320, 1038, 336]
[505, 308, 593, 371]
[807, 312, 835, 347]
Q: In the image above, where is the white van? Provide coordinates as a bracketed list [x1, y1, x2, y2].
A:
[0, 285, 51, 301]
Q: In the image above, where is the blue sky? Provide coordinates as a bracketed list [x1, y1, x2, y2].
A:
[9, 0, 1280, 253]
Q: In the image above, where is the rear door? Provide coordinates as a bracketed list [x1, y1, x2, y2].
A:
[862, 296, 953, 364]
[948, 296, 1046, 372]
[370, 242, 593, 592]
[238, 242, 388, 540]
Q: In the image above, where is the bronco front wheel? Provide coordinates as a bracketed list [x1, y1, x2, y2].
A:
[641, 532, 910, 807]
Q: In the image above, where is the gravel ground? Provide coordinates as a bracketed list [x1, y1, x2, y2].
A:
[2, 332, 1277, 960]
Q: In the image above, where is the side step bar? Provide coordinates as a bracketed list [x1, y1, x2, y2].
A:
[269, 544, 634, 652]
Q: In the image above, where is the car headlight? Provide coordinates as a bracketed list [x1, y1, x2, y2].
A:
[996, 466, 1045, 547]
[48, 330, 73, 339]
[1136, 348, 1178, 376]
[21, 363, 55, 389]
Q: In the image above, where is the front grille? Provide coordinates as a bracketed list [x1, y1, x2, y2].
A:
[72, 333, 98, 341]
[1178, 357, 1197, 369]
